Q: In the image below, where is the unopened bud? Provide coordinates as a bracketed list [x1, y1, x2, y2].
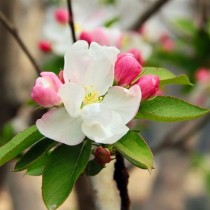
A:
[114, 53, 142, 86]
[31, 72, 62, 107]
[54, 8, 69, 24]
[38, 40, 52, 53]
[127, 48, 144, 65]
[135, 75, 160, 100]
[94, 146, 112, 166]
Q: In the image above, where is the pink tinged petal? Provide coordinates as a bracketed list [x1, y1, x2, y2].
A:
[135, 75, 160, 100]
[31, 72, 62, 107]
[81, 104, 128, 144]
[36, 108, 85, 146]
[58, 83, 85, 117]
[63, 40, 119, 95]
[102, 85, 141, 124]
[114, 53, 142, 86]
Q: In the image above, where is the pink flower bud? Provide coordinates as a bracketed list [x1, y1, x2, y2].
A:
[114, 53, 142, 86]
[38, 40, 52, 53]
[195, 68, 210, 82]
[127, 48, 144, 65]
[94, 146, 112, 166]
[135, 75, 160, 100]
[54, 8, 69, 24]
[160, 34, 174, 51]
[31, 72, 62, 107]
[79, 31, 93, 45]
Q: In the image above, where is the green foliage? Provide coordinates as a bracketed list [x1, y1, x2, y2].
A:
[114, 131, 153, 170]
[103, 16, 119, 27]
[136, 96, 209, 122]
[173, 18, 197, 35]
[0, 126, 43, 167]
[42, 56, 64, 74]
[85, 159, 104, 176]
[14, 138, 56, 171]
[26, 153, 50, 176]
[42, 140, 92, 210]
[0, 123, 15, 146]
[142, 67, 192, 86]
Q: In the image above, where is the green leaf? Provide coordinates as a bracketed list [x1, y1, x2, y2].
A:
[42, 140, 92, 210]
[114, 131, 153, 170]
[26, 153, 50, 176]
[173, 18, 197, 35]
[42, 56, 64, 74]
[136, 96, 210, 122]
[85, 159, 104, 176]
[0, 125, 43, 167]
[14, 138, 56, 171]
[142, 67, 192, 86]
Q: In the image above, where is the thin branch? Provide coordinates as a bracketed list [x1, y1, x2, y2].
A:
[114, 153, 130, 210]
[67, 0, 76, 43]
[129, 0, 171, 30]
[153, 113, 210, 153]
[0, 11, 41, 75]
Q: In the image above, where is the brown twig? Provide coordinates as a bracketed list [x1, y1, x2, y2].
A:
[153, 113, 210, 153]
[129, 0, 171, 30]
[67, 0, 76, 43]
[114, 153, 130, 210]
[0, 11, 41, 75]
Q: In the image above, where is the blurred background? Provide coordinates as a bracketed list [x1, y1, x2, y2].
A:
[0, 0, 210, 209]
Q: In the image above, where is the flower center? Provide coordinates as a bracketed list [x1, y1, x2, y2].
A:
[83, 85, 103, 106]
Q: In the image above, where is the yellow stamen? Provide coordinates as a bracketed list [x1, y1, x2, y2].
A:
[83, 85, 103, 106]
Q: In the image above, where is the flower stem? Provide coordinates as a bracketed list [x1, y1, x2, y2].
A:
[66, 0, 77, 43]
[114, 153, 130, 210]
[0, 11, 41, 75]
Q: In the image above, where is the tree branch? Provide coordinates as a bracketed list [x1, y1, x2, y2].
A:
[152, 113, 210, 153]
[114, 153, 130, 210]
[0, 11, 41, 75]
[67, 0, 76, 43]
[129, 0, 171, 30]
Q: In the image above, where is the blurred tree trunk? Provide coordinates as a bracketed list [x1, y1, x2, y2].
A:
[0, 0, 44, 209]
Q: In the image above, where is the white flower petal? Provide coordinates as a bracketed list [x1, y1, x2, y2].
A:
[82, 119, 128, 144]
[63, 40, 119, 95]
[58, 83, 84, 117]
[63, 40, 90, 83]
[81, 103, 111, 127]
[81, 103, 128, 144]
[87, 42, 120, 95]
[102, 85, 141, 124]
[36, 108, 85, 146]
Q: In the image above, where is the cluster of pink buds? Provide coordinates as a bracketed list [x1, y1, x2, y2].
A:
[31, 71, 63, 107]
[38, 8, 69, 53]
[94, 146, 112, 166]
[79, 28, 122, 49]
[114, 49, 160, 100]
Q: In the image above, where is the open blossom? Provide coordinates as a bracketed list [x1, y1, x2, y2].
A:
[31, 72, 62, 107]
[135, 75, 160, 100]
[114, 53, 142, 86]
[36, 41, 141, 145]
